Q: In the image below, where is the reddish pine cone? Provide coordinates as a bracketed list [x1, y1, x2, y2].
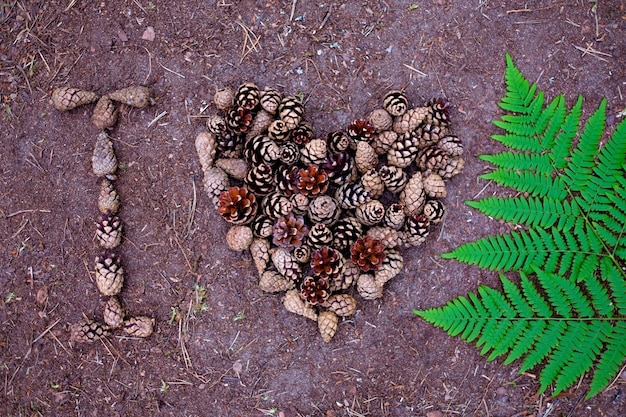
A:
[310, 246, 345, 282]
[347, 119, 375, 141]
[217, 186, 258, 224]
[293, 165, 329, 196]
[350, 236, 387, 272]
[272, 212, 308, 249]
[300, 275, 330, 305]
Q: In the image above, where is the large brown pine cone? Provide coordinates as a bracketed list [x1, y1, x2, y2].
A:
[300, 275, 331, 305]
[293, 165, 329, 196]
[217, 187, 258, 224]
[272, 212, 308, 249]
[350, 236, 386, 272]
[310, 246, 345, 282]
[347, 119, 375, 141]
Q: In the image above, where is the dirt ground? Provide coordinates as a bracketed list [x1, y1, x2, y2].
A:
[1, 1, 625, 416]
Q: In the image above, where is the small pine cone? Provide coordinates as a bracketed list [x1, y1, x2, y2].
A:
[400, 172, 426, 216]
[272, 212, 308, 249]
[438, 135, 463, 156]
[293, 244, 312, 264]
[92, 96, 118, 130]
[51, 87, 98, 111]
[103, 296, 124, 329]
[357, 274, 383, 300]
[96, 214, 123, 249]
[235, 82, 260, 111]
[267, 119, 291, 142]
[347, 119, 375, 142]
[318, 311, 339, 343]
[271, 247, 302, 281]
[372, 130, 398, 155]
[375, 249, 404, 285]
[246, 109, 274, 139]
[244, 135, 280, 166]
[335, 182, 371, 210]
[279, 142, 300, 165]
[310, 246, 345, 282]
[284, 289, 318, 321]
[360, 169, 384, 199]
[308, 195, 340, 225]
[92, 132, 117, 179]
[387, 132, 419, 169]
[355, 141, 378, 174]
[324, 294, 357, 317]
[368, 108, 393, 132]
[107, 86, 152, 108]
[98, 178, 120, 215]
[330, 259, 359, 292]
[383, 203, 406, 230]
[379, 165, 408, 193]
[251, 215, 274, 238]
[294, 165, 329, 196]
[290, 193, 309, 214]
[350, 236, 386, 272]
[367, 226, 404, 249]
[95, 251, 124, 296]
[403, 213, 430, 247]
[417, 146, 450, 171]
[275, 164, 297, 196]
[226, 106, 254, 134]
[214, 86, 234, 110]
[383, 91, 408, 117]
[70, 318, 109, 343]
[203, 166, 229, 208]
[207, 114, 228, 135]
[331, 217, 363, 251]
[245, 163, 275, 196]
[250, 238, 271, 275]
[307, 223, 333, 249]
[323, 151, 356, 186]
[260, 87, 282, 114]
[123, 316, 155, 338]
[226, 225, 254, 251]
[217, 186, 258, 225]
[278, 96, 304, 130]
[423, 199, 445, 224]
[423, 172, 447, 198]
[438, 156, 465, 179]
[215, 158, 248, 180]
[425, 98, 451, 127]
[262, 193, 293, 219]
[259, 270, 295, 293]
[300, 139, 328, 166]
[326, 131, 350, 154]
[291, 122, 314, 145]
[355, 200, 385, 226]
[416, 124, 448, 149]
[392, 107, 428, 135]
[196, 131, 218, 171]
[301, 275, 331, 305]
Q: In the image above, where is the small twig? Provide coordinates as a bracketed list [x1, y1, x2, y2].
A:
[319, 4, 332, 30]
[141, 46, 153, 85]
[572, 43, 611, 62]
[147, 111, 168, 127]
[185, 177, 197, 239]
[402, 63, 427, 77]
[289, 0, 297, 21]
[159, 62, 185, 78]
[6, 209, 51, 218]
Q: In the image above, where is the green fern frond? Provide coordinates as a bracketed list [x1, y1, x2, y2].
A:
[414, 271, 626, 399]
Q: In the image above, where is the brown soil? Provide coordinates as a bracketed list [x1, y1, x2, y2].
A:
[1, 1, 625, 416]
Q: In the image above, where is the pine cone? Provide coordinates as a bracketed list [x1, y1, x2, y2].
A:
[70, 318, 109, 343]
[366, 226, 404, 249]
[214, 86, 234, 110]
[438, 156, 465, 179]
[267, 119, 290, 142]
[247, 109, 274, 138]
[259, 270, 295, 293]
[243, 135, 280, 166]
[355, 140, 378, 174]
[279, 142, 300, 165]
[271, 247, 302, 281]
[387, 132, 419, 169]
[329, 259, 359, 292]
[367, 108, 393, 132]
[107, 86, 152, 108]
[307, 195, 340, 225]
[226, 106, 254, 134]
[400, 172, 425, 216]
[423, 172, 447, 198]
[291, 122, 314, 145]
[202, 166, 229, 208]
[234, 82, 260, 111]
[372, 130, 398, 155]
[356, 273, 383, 300]
[425, 98, 451, 127]
[322, 151, 356, 186]
[293, 244, 312, 264]
[307, 223, 333, 249]
[260, 87, 282, 114]
[123, 316, 155, 338]
[347, 119, 375, 141]
[96, 214, 123, 249]
[360, 169, 384, 199]
[92, 132, 117, 179]
[318, 310, 339, 343]
[383, 90, 408, 117]
[437, 135, 464, 156]
[293, 165, 329, 196]
[272, 212, 308, 249]
[250, 238, 271, 275]
[331, 217, 363, 251]
[300, 275, 331, 305]
[335, 182, 371, 210]
[383, 203, 406, 230]
[324, 294, 357, 317]
[417, 146, 450, 171]
[207, 114, 228, 135]
[416, 124, 448, 149]
[300, 139, 328, 166]
[290, 192, 310, 214]
[423, 199, 445, 224]
[283, 289, 317, 321]
[215, 158, 249, 180]
[95, 251, 124, 296]
[103, 296, 124, 329]
[51, 87, 98, 111]
[226, 225, 254, 251]
[98, 178, 120, 215]
[310, 246, 345, 282]
[261, 192, 293, 219]
[244, 163, 275, 195]
[195, 131, 218, 171]
[379, 165, 408, 193]
[375, 249, 404, 285]
[355, 200, 385, 226]
[350, 236, 386, 272]
[403, 213, 430, 247]
[217, 186, 258, 224]
[326, 131, 350, 153]
[275, 164, 297, 196]
[392, 107, 428, 134]
[278, 96, 304, 130]
[251, 215, 274, 238]
[92, 96, 118, 130]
